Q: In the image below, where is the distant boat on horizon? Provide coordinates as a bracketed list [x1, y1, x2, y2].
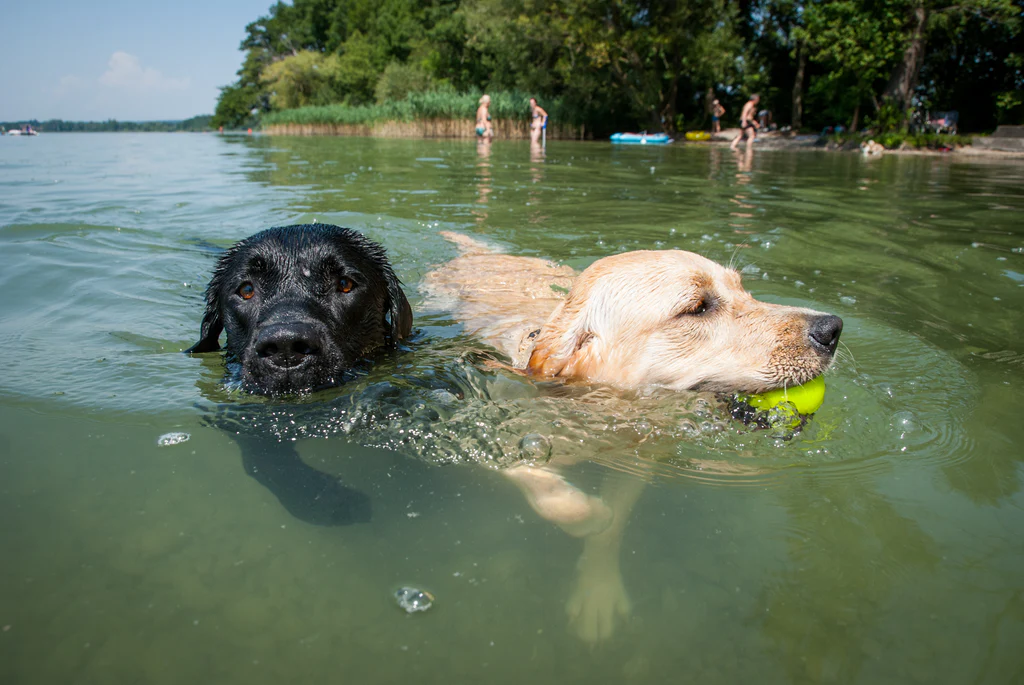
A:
[6, 125, 39, 136]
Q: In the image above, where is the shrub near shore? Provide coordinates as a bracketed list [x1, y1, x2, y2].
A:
[261, 89, 587, 139]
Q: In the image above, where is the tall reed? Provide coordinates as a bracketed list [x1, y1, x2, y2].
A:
[261, 89, 584, 128]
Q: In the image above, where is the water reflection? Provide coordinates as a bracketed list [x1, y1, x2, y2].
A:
[527, 140, 547, 224]
[474, 138, 492, 228]
[708, 146, 722, 179]
[729, 147, 757, 238]
[942, 381, 1023, 505]
[734, 145, 754, 174]
[758, 472, 940, 683]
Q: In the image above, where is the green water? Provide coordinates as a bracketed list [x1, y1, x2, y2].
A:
[1, 133, 1022, 684]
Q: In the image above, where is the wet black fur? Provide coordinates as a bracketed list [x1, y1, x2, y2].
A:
[187, 223, 412, 395]
[187, 224, 412, 526]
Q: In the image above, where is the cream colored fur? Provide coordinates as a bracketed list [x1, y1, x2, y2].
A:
[424, 232, 836, 642]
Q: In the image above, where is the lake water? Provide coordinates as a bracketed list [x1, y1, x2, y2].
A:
[1, 133, 1022, 684]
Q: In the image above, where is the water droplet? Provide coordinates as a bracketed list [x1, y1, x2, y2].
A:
[840, 295, 857, 305]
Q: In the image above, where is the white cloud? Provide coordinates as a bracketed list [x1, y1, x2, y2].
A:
[98, 51, 189, 91]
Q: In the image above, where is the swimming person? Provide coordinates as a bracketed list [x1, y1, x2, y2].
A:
[712, 99, 725, 133]
[730, 93, 760, 151]
[529, 97, 548, 144]
[476, 95, 494, 139]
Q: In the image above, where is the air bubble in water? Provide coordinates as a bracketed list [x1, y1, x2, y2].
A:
[519, 433, 552, 462]
[157, 432, 190, 447]
[678, 418, 700, 437]
[394, 587, 434, 613]
[891, 411, 917, 436]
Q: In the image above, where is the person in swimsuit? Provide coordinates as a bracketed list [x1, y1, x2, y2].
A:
[529, 97, 548, 144]
[711, 99, 725, 133]
[476, 94, 494, 139]
[730, 93, 760, 151]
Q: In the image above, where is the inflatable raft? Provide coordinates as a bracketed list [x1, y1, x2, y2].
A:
[610, 132, 673, 145]
[685, 131, 711, 141]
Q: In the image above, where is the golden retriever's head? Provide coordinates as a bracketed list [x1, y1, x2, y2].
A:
[527, 250, 841, 393]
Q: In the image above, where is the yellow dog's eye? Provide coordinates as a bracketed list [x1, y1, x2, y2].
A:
[337, 277, 354, 293]
[238, 282, 255, 300]
[677, 299, 709, 318]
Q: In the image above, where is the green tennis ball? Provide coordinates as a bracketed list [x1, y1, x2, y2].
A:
[746, 375, 826, 415]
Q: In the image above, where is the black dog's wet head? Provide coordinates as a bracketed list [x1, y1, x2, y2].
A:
[187, 224, 412, 395]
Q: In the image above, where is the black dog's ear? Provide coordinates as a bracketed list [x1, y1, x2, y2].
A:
[185, 301, 223, 353]
[384, 268, 413, 343]
[185, 241, 240, 354]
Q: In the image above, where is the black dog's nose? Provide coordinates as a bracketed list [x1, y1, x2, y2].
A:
[255, 323, 322, 368]
[808, 315, 843, 355]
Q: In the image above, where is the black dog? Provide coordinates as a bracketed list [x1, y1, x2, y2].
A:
[187, 224, 412, 525]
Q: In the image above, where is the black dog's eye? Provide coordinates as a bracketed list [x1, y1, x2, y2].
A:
[337, 276, 355, 294]
[238, 282, 255, 300]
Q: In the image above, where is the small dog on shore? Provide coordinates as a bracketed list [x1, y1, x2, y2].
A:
[861, 139, 885, 156]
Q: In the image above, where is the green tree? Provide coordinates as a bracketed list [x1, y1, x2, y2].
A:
[883, 0, 1020, 122]
[375, 61, 434, 102]
[212, 0, 1024, 134]
[261, 51, 343, 110]
[797, 0, 906, 131]
[212, 82, 263, 128]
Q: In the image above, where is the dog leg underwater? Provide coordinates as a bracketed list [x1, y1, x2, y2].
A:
[233, 434, 372, 526]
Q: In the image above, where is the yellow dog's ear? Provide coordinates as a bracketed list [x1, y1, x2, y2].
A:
[527, 299, 597, 378]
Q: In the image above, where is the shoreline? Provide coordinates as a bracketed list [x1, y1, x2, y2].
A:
[16, 125, 1019, 159]
[257, 122, 1024, 160]
[708, 129, 1024, 160]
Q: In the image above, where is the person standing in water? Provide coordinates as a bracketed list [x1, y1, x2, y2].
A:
[730, 93, 760, 151]
[529, 97, 548, 144]
[711, 99, 725, 134]
[476, 94, 494, 139]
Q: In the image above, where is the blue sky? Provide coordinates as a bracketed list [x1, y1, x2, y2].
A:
[0, 0, 274, 121]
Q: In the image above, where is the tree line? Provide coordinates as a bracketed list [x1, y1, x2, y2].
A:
[213, 0, 1023, 136]
[1, 116, 214, 133]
